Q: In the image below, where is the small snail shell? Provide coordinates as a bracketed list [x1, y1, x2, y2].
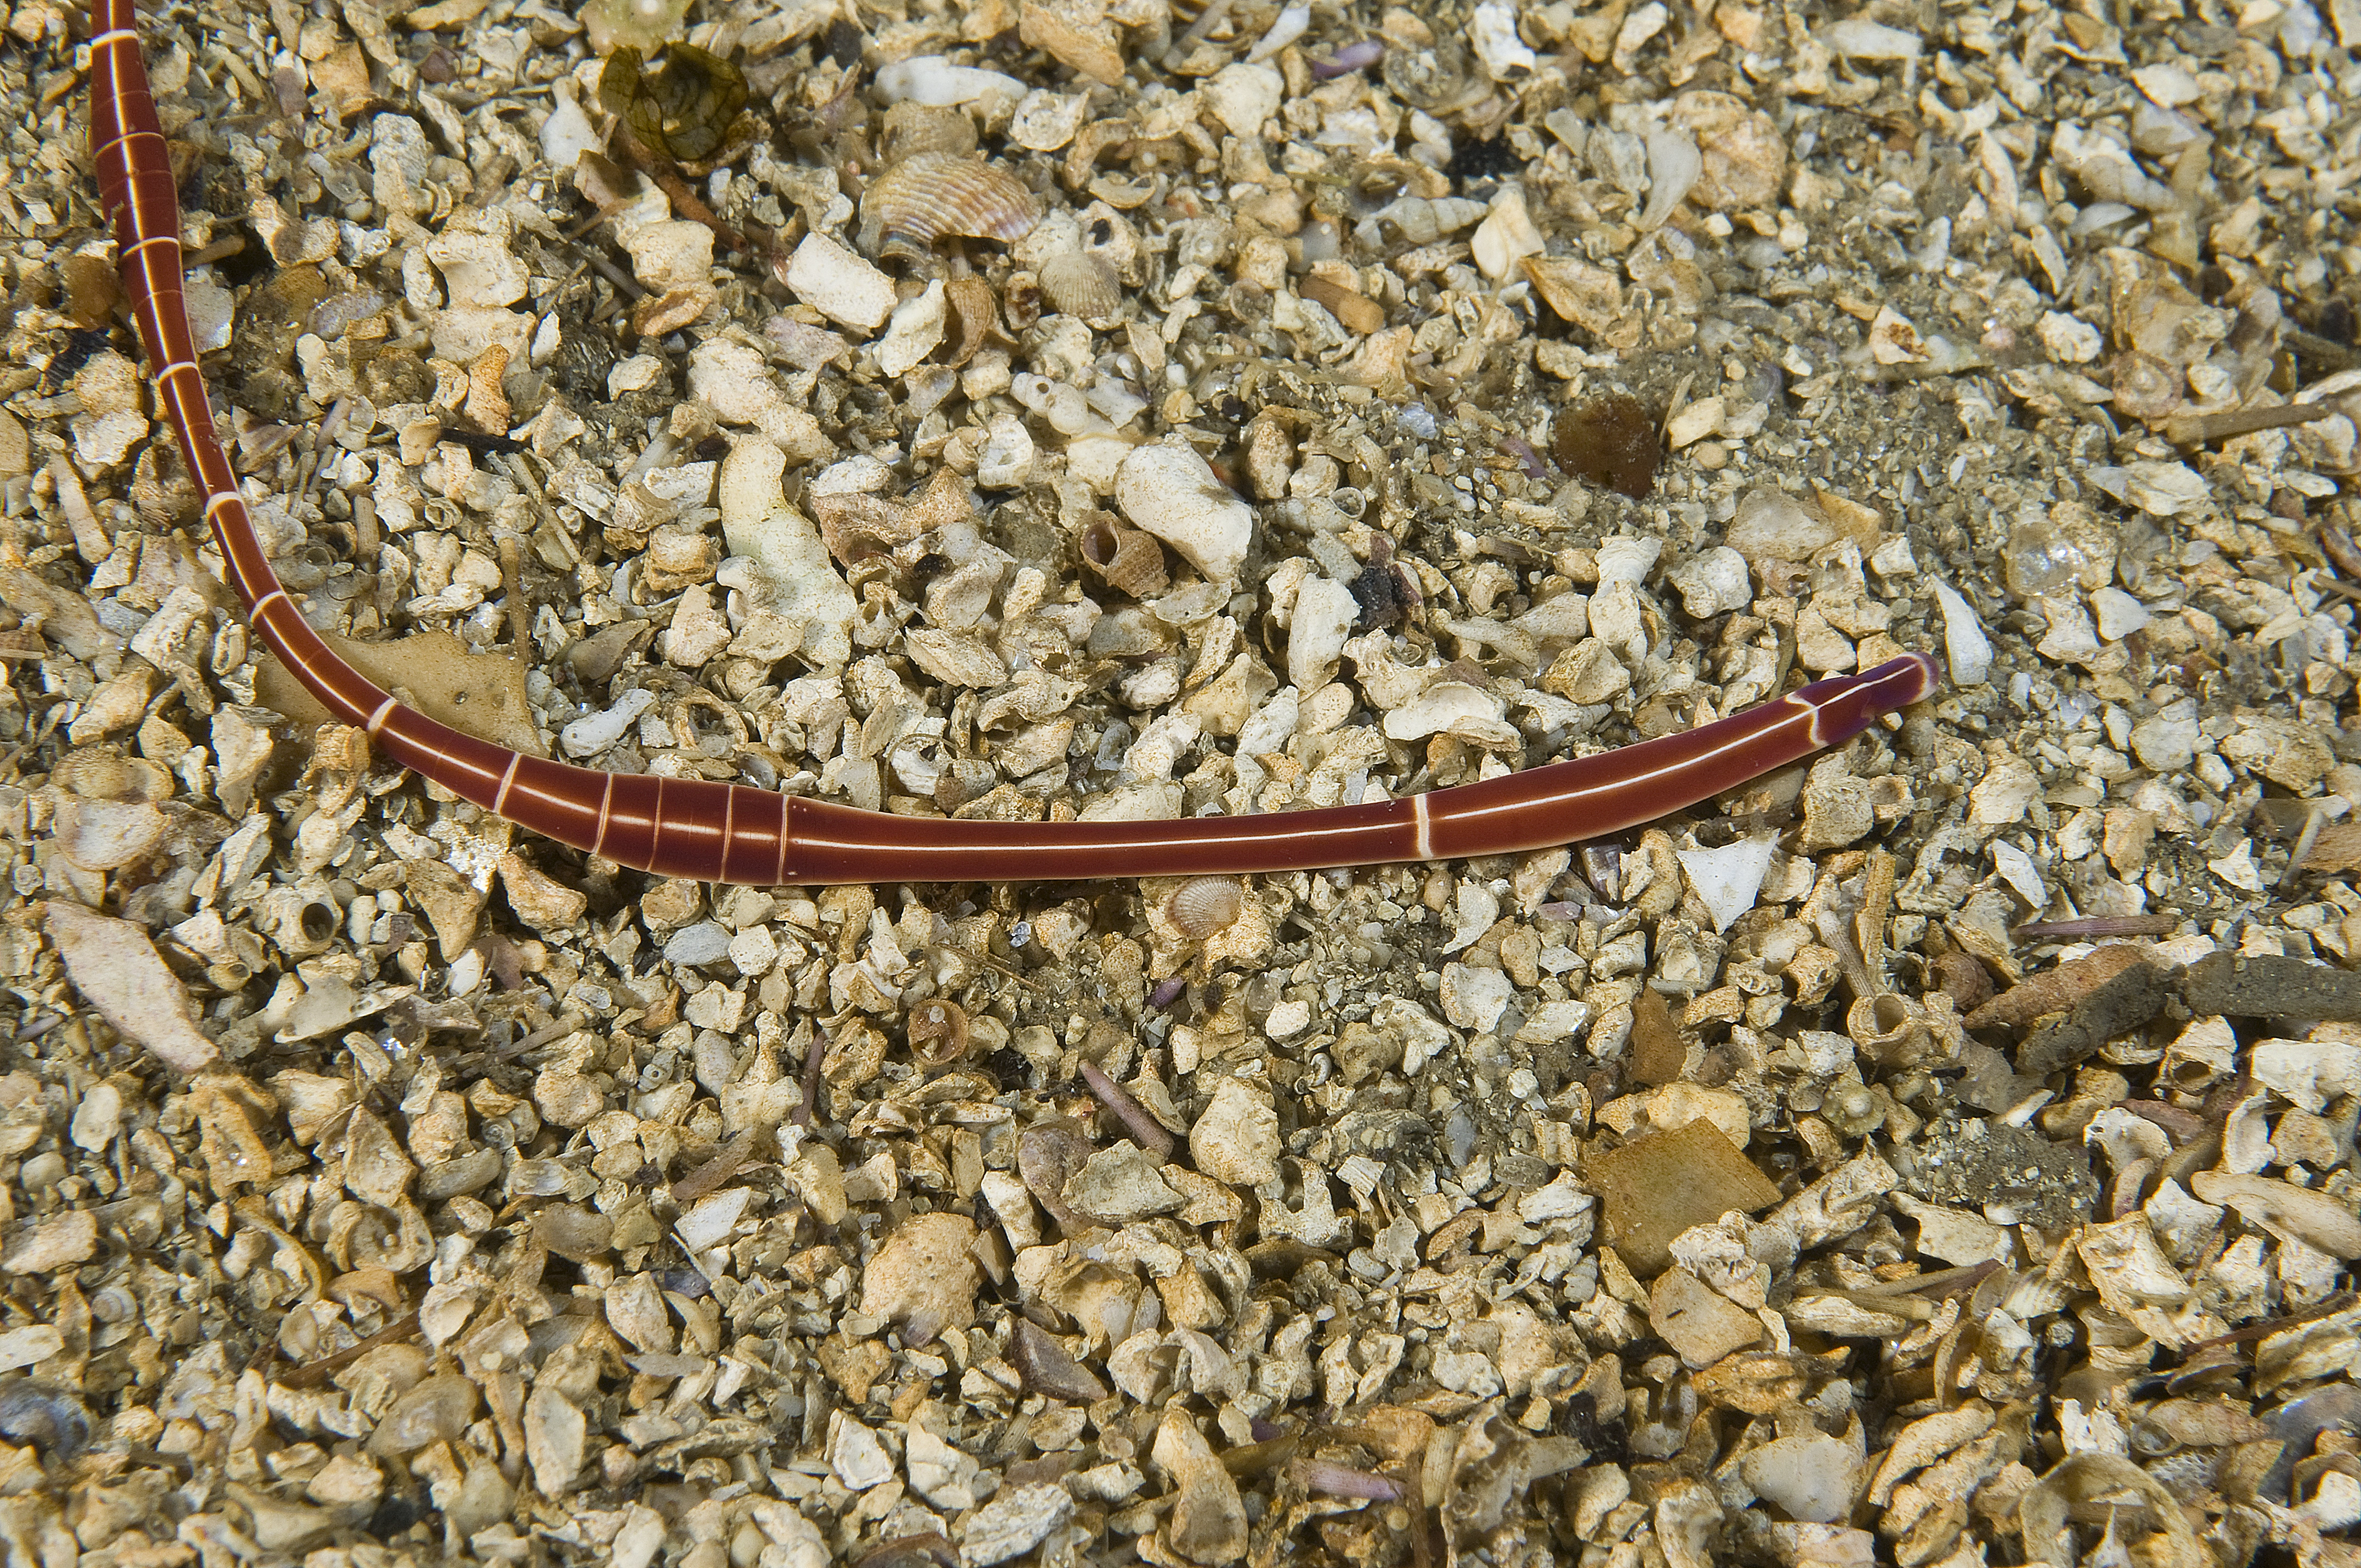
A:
[909, 998, 971, 1067]
[1167, 875, 1245, 940]
[2110, 351, 2183, 424]
[1079, 514, 1169, 598]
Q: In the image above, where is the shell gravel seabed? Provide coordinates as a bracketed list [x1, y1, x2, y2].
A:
[3, 0, 2361, 1564]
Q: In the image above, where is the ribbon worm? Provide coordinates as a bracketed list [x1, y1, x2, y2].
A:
[88, 0, 1942, 887]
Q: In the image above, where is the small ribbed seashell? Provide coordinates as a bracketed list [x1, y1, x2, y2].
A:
[1167, 876, 1245, 939]
[1040, 252, 1121, 319]
[857, 152, 1041, 262]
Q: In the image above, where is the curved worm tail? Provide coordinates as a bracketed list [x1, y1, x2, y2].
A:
[90, 0, 1940, 885]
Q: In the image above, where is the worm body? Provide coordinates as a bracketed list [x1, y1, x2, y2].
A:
[89, 1, 1940, 886]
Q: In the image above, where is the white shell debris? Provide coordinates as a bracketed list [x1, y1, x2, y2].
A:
[1930, 578, 1994, 684]
[976, 411, 1037, 489]
[1821, 17, 1922, 57]
[1470, 1, 1538, 78]
[43, 901, 218, 1071]
[1286, 576, 1359, 689]
[784, 233, 896, 332]
[1740, 1430, 1864, 1523]
[610, 353, 665, 398]
[1116, 442, 1254, 584]
[1472, 188, 1547, 277]
[828, 1413, 895, 1490]
[2249, 1036, 2361, 1112]
[875, 280, 947, 378]
[538, 82, 601, 172]
[1677, 836, 1778, 933]
[873, 55, 1026, 110]
[960, 1483, 1075, 1566]
[1666, 546, 1751, 618]
[2090, 585, 2151, 641]
[1245, 3, 1309, 61]
[1008, 89, 1090, 151]
[560, 687, 657, 758]
[1639, 127, 1701, 230]
[718, 439, 858, 670]
[1726, 485, 1840, 562]
[1990, 839, 2048, 910]
[2190, 1172, 2361, 1259]
[1189, 1079, 1280, 1187]
[2087, 460, 2210, 516]
[1200, 63, 1283, 140]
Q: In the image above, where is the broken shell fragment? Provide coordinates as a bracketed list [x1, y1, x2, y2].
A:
[1115, 441, 1254, 583]
[857, 154, 1042, 262]
[857, 1211, 982, 1345]
[2190, 1172, 2361, 1259]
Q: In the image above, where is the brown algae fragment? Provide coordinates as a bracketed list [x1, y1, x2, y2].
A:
[1553, 394, 1662, 498]
[599, 43, 749, 164]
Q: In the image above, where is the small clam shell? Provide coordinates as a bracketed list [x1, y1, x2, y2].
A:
[1040, 251, 1121, 319]
[1167, 875, 1245, 940]
[857, 152, 1041, 262]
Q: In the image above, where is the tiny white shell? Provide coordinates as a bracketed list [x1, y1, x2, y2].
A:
[1167, 876, 1245, 939]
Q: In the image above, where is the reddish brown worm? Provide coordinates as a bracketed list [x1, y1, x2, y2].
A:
[89, 0, 1941, 886]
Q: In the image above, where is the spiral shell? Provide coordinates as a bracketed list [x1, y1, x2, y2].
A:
[1167, 875, 1245, 939]
[2110, 350, 2184, 424]
[857, 153, 1041, 262]
[1040, 251, 1122, 319]
[1079, 513, 1169, 598]
[908, 998, 971, 1068]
